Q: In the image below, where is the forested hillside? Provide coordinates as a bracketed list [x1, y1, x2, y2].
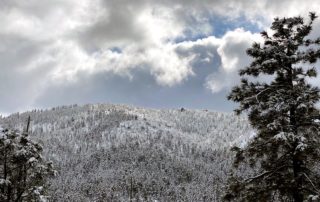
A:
[0, 104, 252, 201]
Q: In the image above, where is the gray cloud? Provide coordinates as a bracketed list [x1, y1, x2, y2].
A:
[34, 62, 234, 112]
[0, 0, 320, 114]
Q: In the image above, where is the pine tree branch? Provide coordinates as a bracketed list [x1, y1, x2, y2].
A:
[255, 87, 272, 103]
[226, 13, 320, 201]
[303, 172, 320, 195]
[272, 151, 291, 165]
[245, 165, 289, 183]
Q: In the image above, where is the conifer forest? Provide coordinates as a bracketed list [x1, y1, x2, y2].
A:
[1, 2, 320, 202]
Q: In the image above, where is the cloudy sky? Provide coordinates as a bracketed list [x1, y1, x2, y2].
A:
[1, 0, 320, 115]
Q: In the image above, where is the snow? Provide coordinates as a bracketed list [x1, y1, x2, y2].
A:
[274, 132, 287, 141]
[28, 157, 38, 164]
[296, 142, 307, 152]
[15, 149, 27, 156]
[4, 139, 11, 146]
[234, 131, 256, 148]
[262, 58, 277, 66]
[0, 179, 11, 185]
[308, 195, 319, 201]
[0, 103, 253, 201]
[0, 132, 5, 140]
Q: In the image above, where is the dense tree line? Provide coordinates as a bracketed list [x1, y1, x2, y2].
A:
[1, 104, 251, 201]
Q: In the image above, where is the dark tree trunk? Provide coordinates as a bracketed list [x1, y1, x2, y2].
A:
[288, 60, 304, 202]
[292, 156, 303, 202]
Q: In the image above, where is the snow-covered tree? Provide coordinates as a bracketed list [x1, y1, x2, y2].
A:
[0, 104, 251, 201]
[0, 126, 55, 201]
[225, 13, 320, 202]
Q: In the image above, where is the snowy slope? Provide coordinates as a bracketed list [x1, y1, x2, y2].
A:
[0, 104, 252, 201]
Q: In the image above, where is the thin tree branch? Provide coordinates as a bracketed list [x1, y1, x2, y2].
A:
[245, 165, 289, 183]
[303, 172, 320, 195]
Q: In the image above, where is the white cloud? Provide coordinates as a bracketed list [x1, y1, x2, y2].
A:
[167, 29, 261, 93]
[187, 28, 262, 93]
[217, 28, 261, 73]
[1, 0, 320, 113]
[178, 28, 261, 93]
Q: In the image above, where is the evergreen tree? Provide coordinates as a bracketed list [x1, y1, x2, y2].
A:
[0, 126, 55, 201]
[225, 13, 320, 202]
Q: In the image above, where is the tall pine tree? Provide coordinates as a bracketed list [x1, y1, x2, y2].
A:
[225, 13, 320, 202]
[0, 126, 55, 201]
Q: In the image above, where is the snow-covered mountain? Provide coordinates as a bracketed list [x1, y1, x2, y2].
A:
[0, 104, 252, 201]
